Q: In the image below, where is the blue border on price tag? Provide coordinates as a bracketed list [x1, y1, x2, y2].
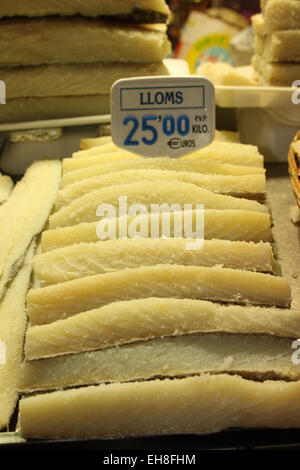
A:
[120, 85, 205, 111]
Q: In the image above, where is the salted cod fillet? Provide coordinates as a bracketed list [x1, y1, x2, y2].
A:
[19, 374, 300, 438]
[253, 2, 300, 33]
[80, 136, 112, 150]
[33, 239, 274, 286]
[180, 141, 262, 167]
[211, 130, 240, 143]
[2, 62, 169, 100]
[73, 142, 127, 158]
[54, 170, 265, 210]
[65, 141, 263, 170]
[62, 159, 265, 186]
[75, 134, 244, 158]
[24, 297, 300, 360]
[64, 152, 140, 174]
[0, 242, 35, 430]
[252, 54, 300, 87]
[78, 130, 240, 151]
[255, 32, 300, 62]
[0, 0, 170, 19]
[26, 264, 291, 326]
[0, 18, 171, 67]
[74, 138, 251, 160]
[41, 210, 272, 252]
[0, 95, 111, 124]
[49, 182, 267, 229]
[71, 141, 258, 160]
[0, 160, 61, 299]
[19, 334, 300, 393]
[0, 174, 13, 204]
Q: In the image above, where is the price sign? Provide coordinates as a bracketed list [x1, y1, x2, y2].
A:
[111, 76, 215, 158]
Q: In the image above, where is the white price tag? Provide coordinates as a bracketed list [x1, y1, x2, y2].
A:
[111, 76, 215, 158]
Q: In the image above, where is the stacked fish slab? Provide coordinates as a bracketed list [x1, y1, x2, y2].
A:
[17, 135, 300, 439]
[0, 160, 62, 431]
[0, 0, 171, 123]
[251, 0, 300, 86]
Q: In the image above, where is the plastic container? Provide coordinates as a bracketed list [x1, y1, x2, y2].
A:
[237, 106, 300, 162]
[215, 85, 300, 162]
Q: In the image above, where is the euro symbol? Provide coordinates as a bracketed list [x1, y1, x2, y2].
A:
[168, 138, 181, 150]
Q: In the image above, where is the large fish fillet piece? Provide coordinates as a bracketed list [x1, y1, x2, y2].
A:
[0, 18, 171, 67]
[181, 141, 263, 168]
[79, 136, 113, 151]
[255, 32, 300, 62]
[3, 62, 169, 100]
[0, 242, 35, 430]
[0, 0, 170, 20]
[33, 239, 274, 286]
[26, 265, 291, 326]
[0, 160, 61, 299]
[0, 95, 110, 124]
[0, 174, 13, 204]
[72, 140, 256, 164]
[74, 142, 130, 157]
[24, 298, 300, 361]
[63, 152, 141, 172]
[214, 130, 240, 143]
[78, 131, 240, 152]
[253, 3, 300, 33]
[65, 143, 263, 172]
[263, 0, 300, 32]
[62, 159, 265, 186]
[252, 54, 300, 87]
[19, 374, 300, 438]
[41, 210, 272, 252]
[19, 334, 300, 393]
[55, 170, 265, 210]
[73, 142, 129, 158]
[49, 182, 267, 229]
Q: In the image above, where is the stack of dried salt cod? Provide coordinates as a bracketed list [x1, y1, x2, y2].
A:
[0, 0, 171, 123]
[0, 160, 62, 431]
[251, 0, 300, 86]
[19, 137, 300, 440]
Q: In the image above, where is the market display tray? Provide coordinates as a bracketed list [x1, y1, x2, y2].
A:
[215, 85, 298, 109]
[2, 428, 300, 451]
[0, 163, 299, 451]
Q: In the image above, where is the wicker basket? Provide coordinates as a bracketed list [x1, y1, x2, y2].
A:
[288, 130, 300, 208]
